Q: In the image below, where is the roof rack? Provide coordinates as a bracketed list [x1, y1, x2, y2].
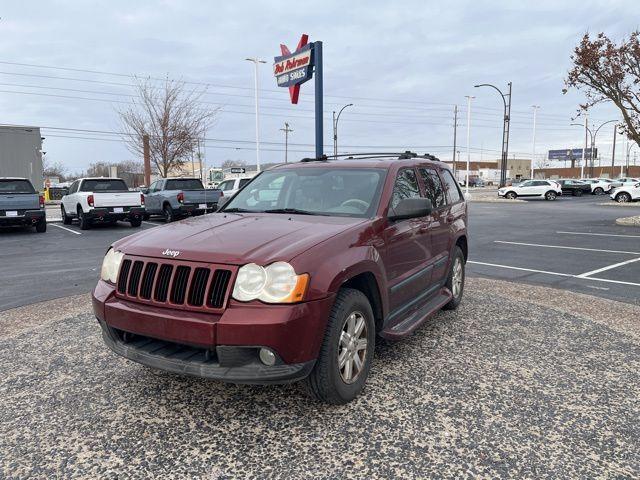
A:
[300, 151, 441, 162]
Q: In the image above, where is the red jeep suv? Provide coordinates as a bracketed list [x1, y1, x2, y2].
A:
[93, 153, 468, 404]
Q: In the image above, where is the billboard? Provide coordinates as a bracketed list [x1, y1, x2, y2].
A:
[548, 148, 597, 161]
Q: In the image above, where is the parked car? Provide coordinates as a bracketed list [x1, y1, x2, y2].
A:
[556, 179, 591, 197]
[498, 180, 562, 200]
[0, 177, 46, 232]
[93, 153, 468, 404]
[216, 176, 254, 197]
[615, 177, 640, 187]
[61, 177, 145, 230]
[143, 178, 222, 222]
[581, 178, 614, 195]
[610, 182, 640, 203]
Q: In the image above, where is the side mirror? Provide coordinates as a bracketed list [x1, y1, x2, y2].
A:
[388, 197, 432, 221]
[217, 195, 231, 211]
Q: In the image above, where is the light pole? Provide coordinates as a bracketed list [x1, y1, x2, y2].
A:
[246, 57, 266, 172]
[474, 82, 512, 187]
[280, 122, 293, 163]
[571, 119, 617, 177]
[464, 95, 474, 194]
[333, 103, 353, 156]
[531, 105, 539, 179]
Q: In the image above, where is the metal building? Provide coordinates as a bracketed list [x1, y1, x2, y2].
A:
[0, 125, 44, 189]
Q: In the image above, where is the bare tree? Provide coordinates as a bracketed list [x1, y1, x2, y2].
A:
[118, 78, 219, 177]
[221, 159, 247, 169]
[564, 31, 640, 147]
[42, 155, 68, 181]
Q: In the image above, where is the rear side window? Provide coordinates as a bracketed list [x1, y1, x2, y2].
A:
[0, 179, 36, 193]
[80, 179, 128, 192]
[218, 180, 234, 191]
[166, 179, 204, 190]
[418, 168, 446, 208]
[441, 170, 462, 204]
[391, 168, 420, 209]
[239, 178, 252, 188]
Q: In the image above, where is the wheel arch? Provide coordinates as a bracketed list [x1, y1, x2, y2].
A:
[341, 272, 385, 332]
[454, 234, 468, 262]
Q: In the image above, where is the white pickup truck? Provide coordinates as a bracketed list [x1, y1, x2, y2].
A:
[61, 177, 146, 230]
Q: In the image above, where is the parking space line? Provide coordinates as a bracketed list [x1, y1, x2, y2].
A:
[468, 261, 573, 277]
[469, 260, 640, 287]
[576, 257, 640, 278]
[494, 240, 640, 255]
[51, 224, 81, 235]
[557, 231, 640, 239]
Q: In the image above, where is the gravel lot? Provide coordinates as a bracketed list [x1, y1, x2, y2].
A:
[1, 278, 638, 479]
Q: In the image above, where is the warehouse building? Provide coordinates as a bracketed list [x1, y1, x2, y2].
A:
[0, 125, 44, 189]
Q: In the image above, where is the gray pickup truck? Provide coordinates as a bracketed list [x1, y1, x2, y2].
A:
[143, 178, 222, 222]
[0, 177, 46, 232]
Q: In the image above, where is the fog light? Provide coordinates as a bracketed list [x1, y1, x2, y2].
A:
[259, 348, 276, 366]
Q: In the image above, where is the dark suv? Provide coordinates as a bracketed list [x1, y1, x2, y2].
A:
[93, 153, 468, 404]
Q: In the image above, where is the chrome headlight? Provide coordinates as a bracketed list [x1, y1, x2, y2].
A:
[232, 262, 308, 303]
[100, 247, 124, 284]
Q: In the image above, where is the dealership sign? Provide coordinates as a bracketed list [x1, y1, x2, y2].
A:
[548, 148, 597, 161]
[274, 34, 314, 104]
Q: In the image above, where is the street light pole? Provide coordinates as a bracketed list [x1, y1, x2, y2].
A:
[333, 103, 353, 156]
[246, 57, 266, 172]
[280, 122, 293, 163]
[452, 105, 458, 175]
[474, 82, 512, 187]
[464, 95, 474, 194]
[531, 105, 539, 179]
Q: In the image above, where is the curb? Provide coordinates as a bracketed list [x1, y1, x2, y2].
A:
[615, 215, 640, 227]
[470, 198, 526, 204]
[598, 202, 640, 207]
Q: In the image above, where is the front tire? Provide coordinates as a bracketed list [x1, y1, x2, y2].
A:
[545, 191, 557, 201]
[304, 288, 375, 405]
[594, 187, 604, 195]
[616, 192, 632, 203]
[163, 205, 175, 223]
[443, 246, 465, 310]
[505, 191, 517, 200]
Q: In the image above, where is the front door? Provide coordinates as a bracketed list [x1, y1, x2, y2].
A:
[382, 168, 434, 317]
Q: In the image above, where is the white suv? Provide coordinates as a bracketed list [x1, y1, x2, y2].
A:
[498, 180, 562, 201]
[216, 177, 254, 197]
[581, 178, 613, 195]
[610, 182, 640, 203]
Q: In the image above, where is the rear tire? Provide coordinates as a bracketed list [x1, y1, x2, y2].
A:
[545, 191, 557, 201]
[78, 208, 91, 230]
[443, 246, 465, 310]
[61, 205, 72, 225]
[130, 218, 142, 227]
[35, 220, 47, 233]
[163, 204, 175, 223]
[505, 191, 517, 199]
[304, 288, 375, 405]
[574, 189, 583, 197]
[616, 192, 632, 203]
[594, 187, 604, 195]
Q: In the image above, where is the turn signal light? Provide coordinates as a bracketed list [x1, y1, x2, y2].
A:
[87, 194, 94, 207]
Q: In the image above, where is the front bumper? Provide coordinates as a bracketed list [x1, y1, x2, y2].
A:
[87, 206, 145, 222]
[92, 280, 334, 383]
[0, 209, 45, 226]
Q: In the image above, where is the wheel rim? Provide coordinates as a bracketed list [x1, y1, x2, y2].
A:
[548, 193, 556, 200]
[619, 194, 630, 203]
[338, 311, 368, 384]
[452, 257, 463, 298]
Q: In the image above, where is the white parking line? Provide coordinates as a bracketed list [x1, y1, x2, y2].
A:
[557, 231, 640, 239]
[494, 240, 640, 255]
[51, 224, 81, 235]
[469, 260, 640, 287]
[576, 257, 640, 278]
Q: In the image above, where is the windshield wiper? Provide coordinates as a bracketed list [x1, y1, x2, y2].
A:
[223, 207, 255, 213]
[264, 208, 326, 216]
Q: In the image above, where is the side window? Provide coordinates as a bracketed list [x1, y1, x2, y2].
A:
[148, 181, 158, 192]
[391, 168, 420, 209]
[239, 178, 252, 188]
[418, 168, 446, 208]
[69, 181, 79, 194]
[441, 170, 462, 204]
[218, 180, 233, 191]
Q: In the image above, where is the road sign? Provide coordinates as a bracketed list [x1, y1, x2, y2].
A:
[548, 148, 597, 161]
[230, 167, 246, 174]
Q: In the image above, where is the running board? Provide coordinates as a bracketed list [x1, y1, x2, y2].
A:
[380, 288, 453, 340]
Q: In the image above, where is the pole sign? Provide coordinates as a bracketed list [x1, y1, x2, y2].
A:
[229, 167, 246, 174]
[548, 148, 597, 161]
[274, 34, 323, 158]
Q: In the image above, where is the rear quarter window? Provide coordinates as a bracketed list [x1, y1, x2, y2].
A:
[441, 170, 462, 204]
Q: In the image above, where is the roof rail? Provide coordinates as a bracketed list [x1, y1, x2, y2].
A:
[300, 151, 442, 162]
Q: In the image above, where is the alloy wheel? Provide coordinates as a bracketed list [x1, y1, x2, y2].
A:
[617, 193, 631, 203]
[452, 257, 463, 298]
[338, 311, 368, 384]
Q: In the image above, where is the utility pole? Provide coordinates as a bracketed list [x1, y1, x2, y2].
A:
[452, 105, 458, 174]
[143, 134, 151, 184]
[245, 57, 266, 172]
[531, 105, 539, 179]
[464, 95, 474, 194]
[280, 122, 293, 163]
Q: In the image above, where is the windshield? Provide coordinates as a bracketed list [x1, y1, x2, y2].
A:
[222, 167, 386, 218]
[81, 179, 128, 192]
[0, 179, 36, 193]
[166, 179, 204, 190]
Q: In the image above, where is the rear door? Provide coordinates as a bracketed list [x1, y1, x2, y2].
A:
[418, 166, 450, 283]
[382, 167, 434, 316]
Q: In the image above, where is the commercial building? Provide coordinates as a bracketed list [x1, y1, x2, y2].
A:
[0, 125, 44, 189]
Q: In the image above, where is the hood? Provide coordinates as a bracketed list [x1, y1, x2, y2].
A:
[114, 212, 364, 265]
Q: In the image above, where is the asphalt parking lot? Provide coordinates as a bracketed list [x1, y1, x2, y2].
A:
[468, 194, 640, 304]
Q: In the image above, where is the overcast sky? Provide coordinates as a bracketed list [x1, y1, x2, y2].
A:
[0, 0, 637, 174]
